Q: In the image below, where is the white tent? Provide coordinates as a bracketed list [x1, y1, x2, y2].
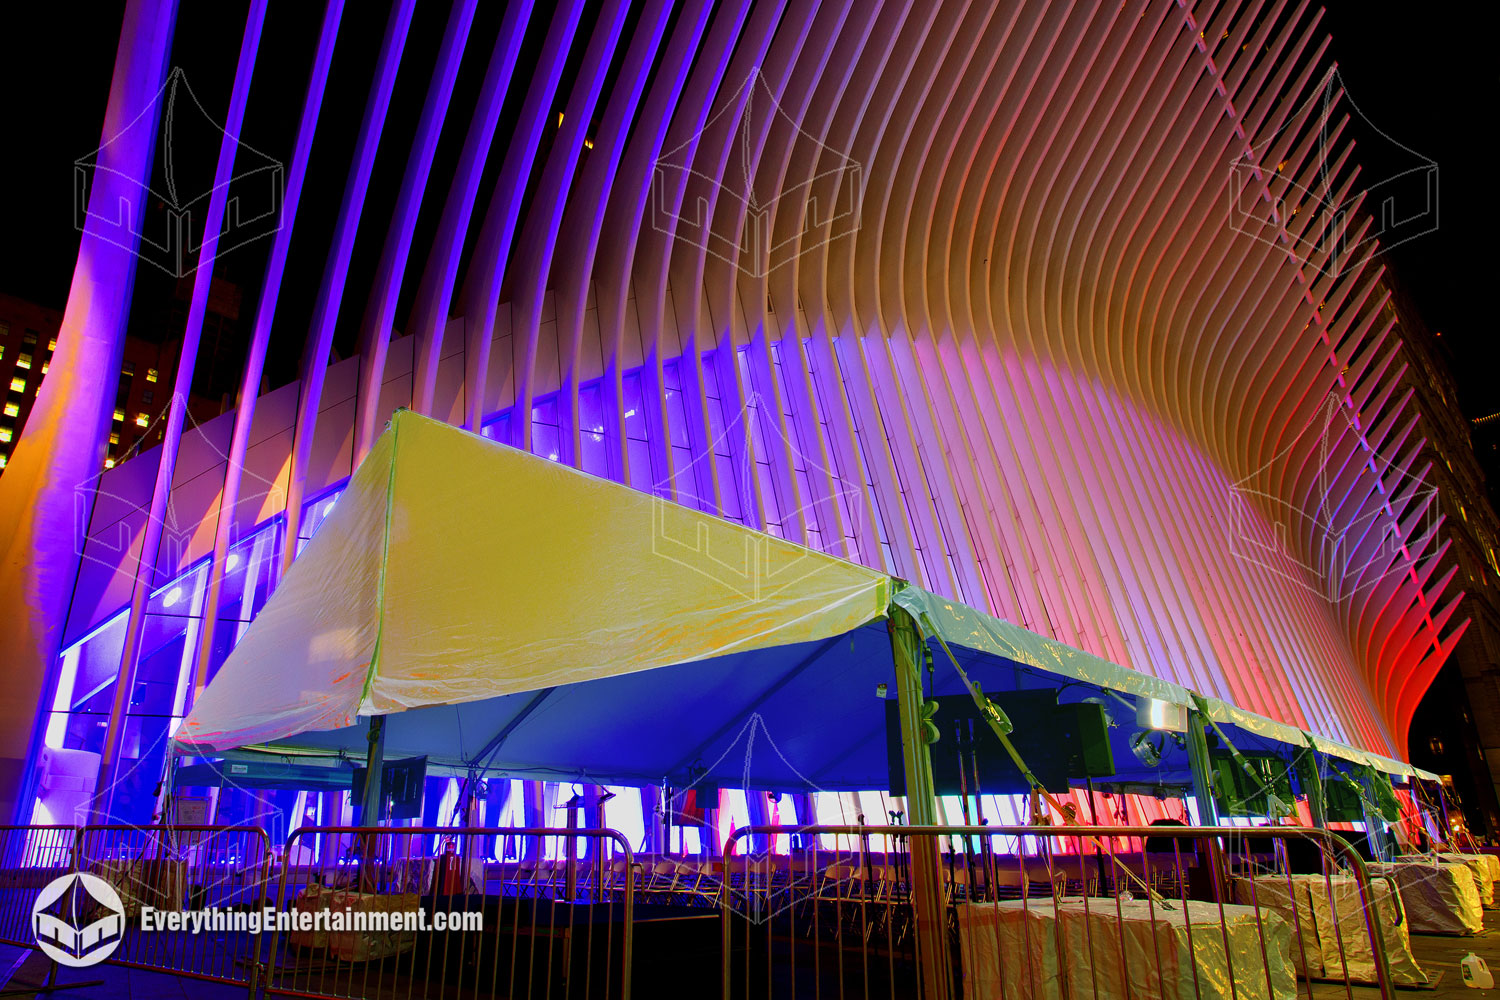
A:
[175, 410, 1433, 791]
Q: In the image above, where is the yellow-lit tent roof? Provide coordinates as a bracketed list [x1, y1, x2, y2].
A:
[176, 411, 1435, 787]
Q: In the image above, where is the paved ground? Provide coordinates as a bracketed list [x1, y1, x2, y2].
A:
[0, 944, 247, 998]
[1305, 919, 1500, 997]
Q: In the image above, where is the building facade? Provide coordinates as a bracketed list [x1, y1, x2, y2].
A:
[0, 0, 1477, 829]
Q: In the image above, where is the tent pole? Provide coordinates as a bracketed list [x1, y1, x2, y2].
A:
[1304, 746, 1328, 829]
[1185, 707, 1219, 828]
[888, 604, 949, 1000]
[362, 715, 387, 824]
[357, 715, 387, 892]
[1184, 707, 1224, 901]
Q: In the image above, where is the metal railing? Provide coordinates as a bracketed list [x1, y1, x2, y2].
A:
[0, 821, 1453, 999]
[720, 824, 1409, 1000]
[75, 823, 274, 988]
[0, 825, 79, 949]
[259, 826, 636, 1000]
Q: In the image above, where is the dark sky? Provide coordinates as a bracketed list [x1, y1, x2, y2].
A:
[1316, 1, 1500, 418]
[2, 2, 1494, 413]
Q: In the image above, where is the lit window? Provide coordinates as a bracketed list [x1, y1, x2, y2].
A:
[104, 457, 115, 469]
[0, 454, 7, 468]
[9, 378, 25, 393]
[134, 413, 149, 427]
[48, 338, 57, 351]
[112, 409, 124, 422]
[40, 363, 48, 374]
[3, 404, 17, 418]
[146, 368, 158, 383]
[15, 354, 30, 370]
[122, 361, 135, 375]
[0, 428, 10, 443]
[108, 432, 119, 445]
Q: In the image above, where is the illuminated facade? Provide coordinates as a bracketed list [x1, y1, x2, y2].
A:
[0, 0, 1466, 828]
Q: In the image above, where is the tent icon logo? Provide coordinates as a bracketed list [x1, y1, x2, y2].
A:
[74, 66, 284, 277]
[72, 396, 286, 575]
[651, 68, 863, 277]
[31, 872, 127, 968]
[1227, 392, 1440, 604]
[650, 391, 865, 601]
[1228, 66, 1437, 279]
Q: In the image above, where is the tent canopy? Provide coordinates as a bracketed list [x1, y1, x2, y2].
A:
[175, 410, 1434, 793]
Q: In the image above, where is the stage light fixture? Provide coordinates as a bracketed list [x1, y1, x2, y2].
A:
[1136, 697, 1187, 732]
[1130, 730, 1165, 768]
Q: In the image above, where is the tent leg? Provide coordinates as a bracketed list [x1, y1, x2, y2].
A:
[889, 605, 950, 1000]
[362, 715, 387, 824]
[359, 716, 387, 893]
[1185, 708, 1218, 828]
[1305, 750, 1328, 830]
[1184, 707, 1224, 900]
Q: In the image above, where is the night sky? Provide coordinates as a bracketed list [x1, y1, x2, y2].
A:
[2, 2, 1495, 414]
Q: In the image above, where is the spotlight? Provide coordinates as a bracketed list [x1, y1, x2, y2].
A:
[1131, 730, 1165, 768]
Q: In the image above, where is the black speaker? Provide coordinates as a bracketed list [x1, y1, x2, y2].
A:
[1055, 702, 1115, 779]
[886, 691, 1107, 796]
[352, 755, 428, 820]
[1209, 751, 1291, 818]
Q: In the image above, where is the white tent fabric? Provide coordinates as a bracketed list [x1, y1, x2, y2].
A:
[893, 588, 1437, 782]
[176, 410, 890, 753]
[175, 410, 1433, 788]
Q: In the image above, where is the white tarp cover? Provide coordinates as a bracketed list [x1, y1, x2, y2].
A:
[1437, 853, 1498, 907]
[956, 897, 1295, 1000]
[898, 583, 1435, 782]
[1369, 860, 1483, 935]
[892, 588, 1198, 708]
[1232, 873, 1426, 985]
[175, 410, 890, 752]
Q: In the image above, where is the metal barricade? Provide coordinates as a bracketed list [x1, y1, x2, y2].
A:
[260, 825, 635, 1000]
[74, 823, 273, 988]
[0, 825, 80, 949]
[721, 824, 1401, 1000]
